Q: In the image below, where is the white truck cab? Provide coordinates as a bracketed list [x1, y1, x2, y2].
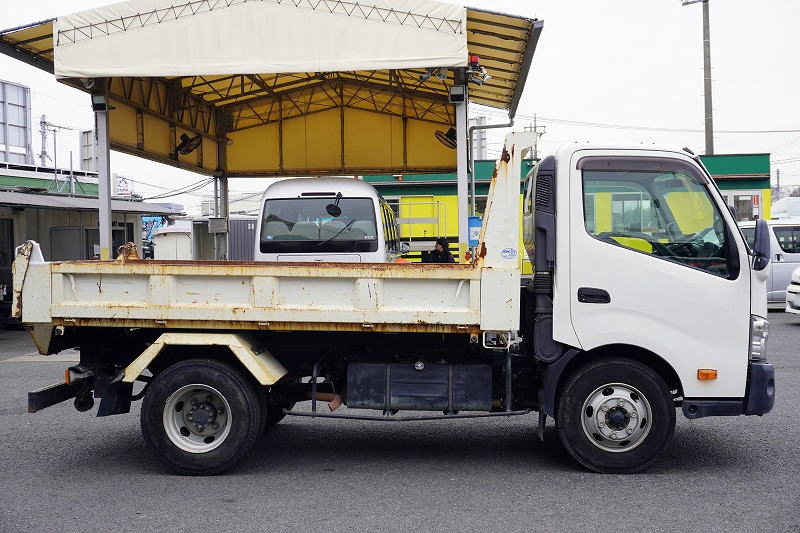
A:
[254, 177, 400, 263]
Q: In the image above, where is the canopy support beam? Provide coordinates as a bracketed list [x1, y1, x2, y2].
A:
[92, 92, 113, 260]
[456, 95, 468, 261]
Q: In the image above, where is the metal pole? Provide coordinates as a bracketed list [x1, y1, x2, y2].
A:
[39, 114, 47, 166]
[456, 100, 469, 258]
[702, 0, 714, 155]
[52, 128, 58, 190]
[212, 178, 219, 260]
[219, 176, 229, 260]
[92, 93, 113, 260]
[69, 151, 74, 194]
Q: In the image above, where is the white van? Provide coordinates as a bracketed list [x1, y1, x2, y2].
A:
[253, 177, 400, 263]
[740, 219, 800, 308]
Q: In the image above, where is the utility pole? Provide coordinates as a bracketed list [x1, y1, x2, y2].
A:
[776, 169, 781, 202]
[533, 113, 546, 160]
[683, 0, 714, 155]
[39, 115, 47, 166]
[524, 115, 547, 160]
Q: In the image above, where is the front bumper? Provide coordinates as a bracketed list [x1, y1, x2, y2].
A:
[682, 361, 775, 419]
[786, 283, 800, 314]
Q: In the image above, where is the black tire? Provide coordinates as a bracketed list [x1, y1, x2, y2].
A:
[555, 357, 675, 474]
[141, 358, 263, 475]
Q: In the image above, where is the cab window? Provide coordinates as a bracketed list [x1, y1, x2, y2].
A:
[740, 227, 756, 250]
[773, 226, 800, 254]
[523, 171, 535, 215]
[583, 167, 733, 278]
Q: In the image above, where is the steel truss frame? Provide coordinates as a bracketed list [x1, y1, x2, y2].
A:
[55, 0, 464, 47]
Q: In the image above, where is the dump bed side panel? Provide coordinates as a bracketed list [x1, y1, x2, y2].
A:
[32, 259, 487, 334]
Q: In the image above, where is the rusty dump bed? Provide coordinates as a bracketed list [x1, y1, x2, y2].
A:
[12, 242, 519, 336]
[12, 133, 533, 341]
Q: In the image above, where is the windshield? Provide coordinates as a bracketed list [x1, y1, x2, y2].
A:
[260, 197, 378, 254]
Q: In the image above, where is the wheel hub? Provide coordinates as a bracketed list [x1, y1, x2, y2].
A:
[581, 383, 652, 453]
[163, 385, 232, 454]
[187, 401, 217, 427]
[606, 407, 629, 430]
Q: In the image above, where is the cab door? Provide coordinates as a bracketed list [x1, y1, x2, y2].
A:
[568, 151, 751, 398]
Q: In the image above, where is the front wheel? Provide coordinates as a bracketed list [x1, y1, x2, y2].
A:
[556, 357, 675, 473]
[141, 358, 263, 475]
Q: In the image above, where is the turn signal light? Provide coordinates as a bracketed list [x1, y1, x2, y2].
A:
[64, 368, 71, 384]
[697, 369, 718, 380]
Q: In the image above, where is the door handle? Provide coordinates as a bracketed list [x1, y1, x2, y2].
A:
[775, 253, 783, 262]
[577, 287, 611, 304]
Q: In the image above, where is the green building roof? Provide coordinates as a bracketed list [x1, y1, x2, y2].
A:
[0, 174, 99, 195]
[364, 154, 771, 195]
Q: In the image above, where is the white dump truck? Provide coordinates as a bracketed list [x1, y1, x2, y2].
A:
[13, 133, 775, 475]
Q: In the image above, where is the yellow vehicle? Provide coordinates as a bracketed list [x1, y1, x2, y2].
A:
[363, 159, 536, 274]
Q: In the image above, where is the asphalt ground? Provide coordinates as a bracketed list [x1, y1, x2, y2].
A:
[0, 312, 798, 532]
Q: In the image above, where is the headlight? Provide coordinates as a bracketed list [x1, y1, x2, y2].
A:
[750, 315, 769, 361]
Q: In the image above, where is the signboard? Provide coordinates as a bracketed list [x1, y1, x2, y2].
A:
[468, 216, 482, 247]
[113, 174, 133, 196]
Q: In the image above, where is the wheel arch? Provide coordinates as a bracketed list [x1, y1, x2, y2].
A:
[542, 343, 684, 417]
[122, 332, 287, 386]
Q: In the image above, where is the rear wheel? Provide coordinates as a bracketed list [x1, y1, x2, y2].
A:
[141, 358, 263, 475]
[556, 357, 675, 473]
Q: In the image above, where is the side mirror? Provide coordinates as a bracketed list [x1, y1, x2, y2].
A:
[752, 218, 771, 271]
[326, 192, 343, 217]
[400, 242, 410, 255]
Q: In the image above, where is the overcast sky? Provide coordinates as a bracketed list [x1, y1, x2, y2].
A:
[1, 0, 798, 214]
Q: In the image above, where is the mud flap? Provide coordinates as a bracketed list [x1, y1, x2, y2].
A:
[97, 375, 133, 417]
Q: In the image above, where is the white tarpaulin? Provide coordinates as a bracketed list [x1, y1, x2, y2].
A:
[53, 0, 468, 78]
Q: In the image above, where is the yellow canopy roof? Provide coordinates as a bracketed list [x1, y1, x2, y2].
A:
[0, 6, 542, 177]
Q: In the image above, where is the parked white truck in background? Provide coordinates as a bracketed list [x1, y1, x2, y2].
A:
[13, 133, 775, 475]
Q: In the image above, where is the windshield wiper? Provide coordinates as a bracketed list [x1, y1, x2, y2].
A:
[318, 219, 355, 246]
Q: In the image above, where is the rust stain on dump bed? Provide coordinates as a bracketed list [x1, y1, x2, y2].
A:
[52, 317, 479, 335]
[54, 259, 475, 269]
[50, 259, 481, 280]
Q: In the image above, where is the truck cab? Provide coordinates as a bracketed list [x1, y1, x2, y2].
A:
[254, 177, 400, 263]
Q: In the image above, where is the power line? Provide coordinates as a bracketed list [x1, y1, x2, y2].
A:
[477, 108, 800, 135]
[142, 178, 214, 200]
[126, 177, 212, 198]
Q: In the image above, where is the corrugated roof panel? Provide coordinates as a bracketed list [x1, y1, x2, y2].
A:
[0, 190, 181, 214]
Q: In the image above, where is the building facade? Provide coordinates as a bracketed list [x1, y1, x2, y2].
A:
[699, 153, 771, 221]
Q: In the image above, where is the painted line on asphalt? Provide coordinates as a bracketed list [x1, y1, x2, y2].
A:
[1, 352, 80, 363]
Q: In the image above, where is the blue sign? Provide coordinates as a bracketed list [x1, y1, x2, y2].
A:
[468, 216, 482, 247]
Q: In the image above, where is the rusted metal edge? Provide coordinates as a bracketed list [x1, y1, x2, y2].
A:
[50, 317, 481, 335]
[11, 241, 34, 319]
[50, 261, 482, 280]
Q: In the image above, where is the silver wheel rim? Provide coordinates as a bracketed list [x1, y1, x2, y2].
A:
[163, 384, 232, 454]
[580, 382, 652, 453]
